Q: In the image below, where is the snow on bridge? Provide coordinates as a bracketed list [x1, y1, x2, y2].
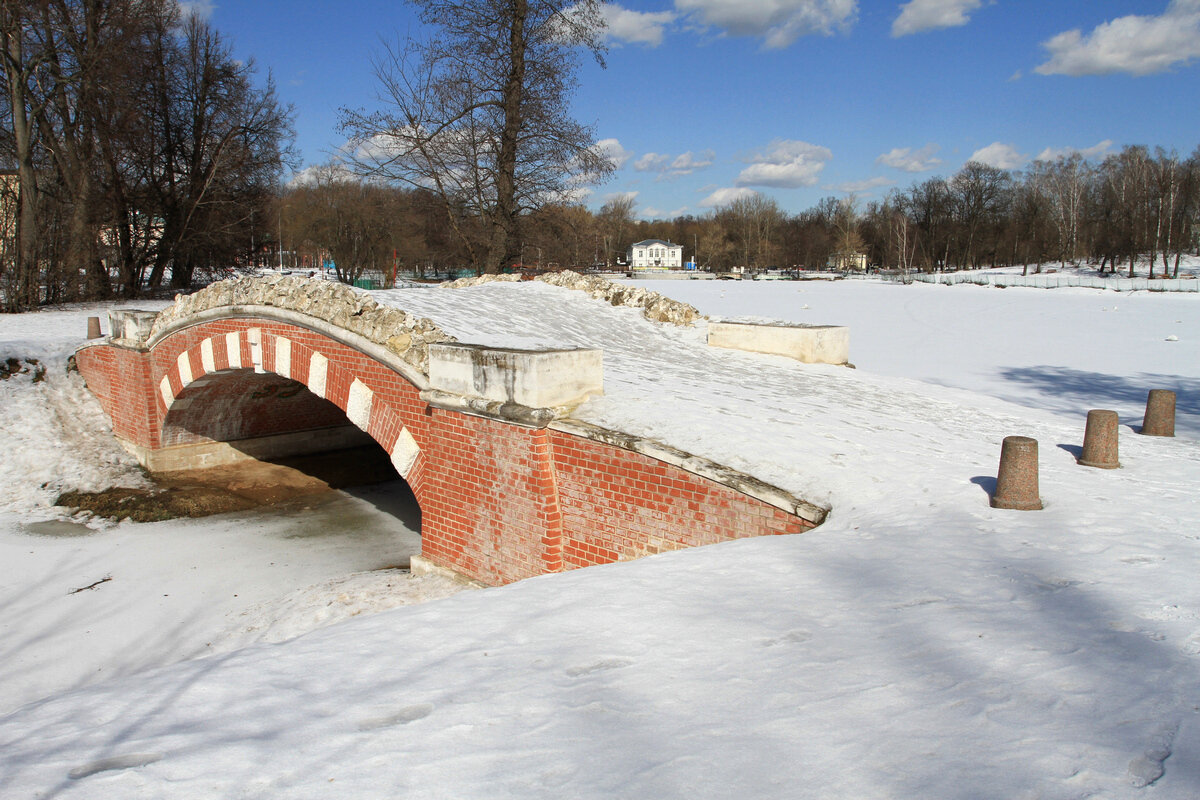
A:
[75, 275, 825, 586]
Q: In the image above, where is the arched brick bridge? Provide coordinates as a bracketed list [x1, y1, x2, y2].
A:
[75, 277, 825, 586]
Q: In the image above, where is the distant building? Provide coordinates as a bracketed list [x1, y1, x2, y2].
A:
[628, 239, 683, 270]
[827, 251, 867, 272]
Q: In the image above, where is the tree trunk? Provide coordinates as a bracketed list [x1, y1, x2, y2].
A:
[2, 13, 41, 310]
[488, 0, 527, 274]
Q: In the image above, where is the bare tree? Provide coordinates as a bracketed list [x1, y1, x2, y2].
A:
[950, 161, 1010, 269]
[716, 193, 783, 268]
[1, 0, 52, 308]
[145, 15, 293, 289]
[598, 194, 634, 266]
[339, 0, 613, 273]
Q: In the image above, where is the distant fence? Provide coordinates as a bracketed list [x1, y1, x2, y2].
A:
[901, 272, 1200, 292]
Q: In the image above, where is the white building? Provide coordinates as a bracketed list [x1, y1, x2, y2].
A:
[628, 239, 683, 270]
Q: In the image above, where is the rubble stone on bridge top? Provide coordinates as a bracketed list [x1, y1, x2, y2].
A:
[146, 275, 456, 374]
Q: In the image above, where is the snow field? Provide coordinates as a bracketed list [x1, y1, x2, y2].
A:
[0, 280, 1198, 798]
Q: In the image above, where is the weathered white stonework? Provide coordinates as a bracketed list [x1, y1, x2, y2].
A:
[176, 351, 193, 386]
[391, 428, 420, 477]
[274, 336, 292, 379]
[346, 378, 373, 432]
[200, 339, 216, 373]
[707, 320, 850, 365]
[427, 343, 603, 410]
[225, 332, 242, 369]
[148, 275, 454, 374]
[308, 352, 328, 398]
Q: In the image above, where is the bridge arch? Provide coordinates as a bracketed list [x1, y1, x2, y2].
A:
[150, 319, 423, 483]
[76, 276, 826, 587]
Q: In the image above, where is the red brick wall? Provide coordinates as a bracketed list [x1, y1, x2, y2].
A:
[77, 315, 817, 587]
[549, 430, 815, 570]
[75, 344, 157, 449]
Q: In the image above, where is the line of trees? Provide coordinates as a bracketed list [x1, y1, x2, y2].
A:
[0, 0, 293, 311]
[281, 143, 1199, 280]
[876, 146, 1200, 277]
[4, 1, 1197, 306]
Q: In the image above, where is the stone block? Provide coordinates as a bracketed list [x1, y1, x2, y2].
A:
[108, 309, 159, 347]
[707, 320, 849, 365]
[427, 343, 603, 409]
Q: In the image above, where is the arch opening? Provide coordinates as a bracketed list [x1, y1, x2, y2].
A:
[154, 366, 423, 555]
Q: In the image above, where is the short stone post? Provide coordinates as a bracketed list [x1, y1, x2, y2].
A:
[1141, 390, 1176, 437]
[1077, 409, 1120, 469]
[990, 436, 1043, 510]
[86, 316, 102, 339]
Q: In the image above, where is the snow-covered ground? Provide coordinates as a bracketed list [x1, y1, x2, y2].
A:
[1, 280, 1198, 798]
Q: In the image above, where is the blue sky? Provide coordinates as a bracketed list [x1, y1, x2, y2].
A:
[200, 0, 1200, 218]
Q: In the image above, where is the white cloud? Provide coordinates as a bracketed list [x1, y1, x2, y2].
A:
[969, 142, 1027, 170]
[1035, 0, 1200, 77]
[177, 0, 215, 19]
[635, 149, 715, 178]
[675, 0, 857, 49]
[634, 153, 671, 172]
[1035, 139, 1114, 162]
[892, 0, 982, 37]
[669, 151, 715, 175]
[836, 176, 893, 194]
[735, 139, 832, 188]
[602, 4, 677, 47]
[876, 143, 942, 172]
[594, 138, 633, 170]
[602, 190, 640, 205]
[701, 186, 761, 207]
[641, 205, 690, 219]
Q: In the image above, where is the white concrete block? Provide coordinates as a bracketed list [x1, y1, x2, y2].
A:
[275, 336, 291, 378]
[308, 352, 328, 398]
[107, 310, 157, 345]
[427, 344, 603, 409]
[248, 328, 264, 373]
[707, 321, 849, 365]
[176, 351, 193, 386]
[346, 378, 373, 431]
[225, 332, 242, 369]
[200, 339, 216, 374]
[159, 375, 174, 408]
[391, 427, 420, 477]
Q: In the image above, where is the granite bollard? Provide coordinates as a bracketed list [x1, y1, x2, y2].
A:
[1077, 409, 1120, 469]
[991, 436, 1043, 510]
[1141, 390, 1176, 437]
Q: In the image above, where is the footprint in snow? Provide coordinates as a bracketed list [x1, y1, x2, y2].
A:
[68, 753, 164, 780]
[1127, 722, 1177, 788]
[565, 658, 633, 677]
[760, 630, 813, 647]
[357, 703, 435, 731]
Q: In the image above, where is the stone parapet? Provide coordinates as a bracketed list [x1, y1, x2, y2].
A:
[108, 310, 159, 348]
[426, 343, 603, 410]
[707, 320, 850, 365]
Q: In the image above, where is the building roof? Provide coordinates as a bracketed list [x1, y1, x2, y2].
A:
[629, 239, 680, 249]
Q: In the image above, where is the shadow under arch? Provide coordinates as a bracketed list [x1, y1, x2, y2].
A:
[160, 365, 423, 532]
[151, 319, 430, 536]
